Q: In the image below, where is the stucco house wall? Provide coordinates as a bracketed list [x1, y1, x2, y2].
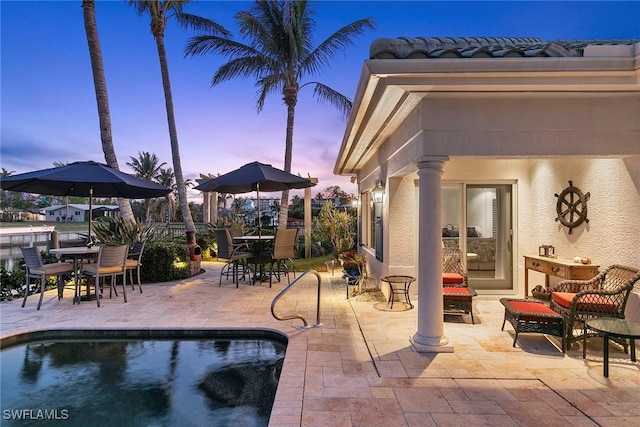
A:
[529, 157, 640, 321]
[386, 175, 418, 276]
[529, 158, 640, 270]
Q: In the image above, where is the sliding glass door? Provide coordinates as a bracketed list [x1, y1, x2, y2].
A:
[442, 183, 514, 291]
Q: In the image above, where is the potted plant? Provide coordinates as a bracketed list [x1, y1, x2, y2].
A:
[339, 251, 365, 285]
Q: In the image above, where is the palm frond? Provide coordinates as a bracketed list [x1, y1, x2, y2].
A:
[236, 7, 283, 61]
[185, 35, 258, 58]
[174, 12, 231, 37]
[307, 82, 352, 120]
[212, 56, 272, 86]
[256, 74, 284, 112]
[300, 18, 375, 76]
[127, 0, 150, 16]
[127, 0, 168, 19]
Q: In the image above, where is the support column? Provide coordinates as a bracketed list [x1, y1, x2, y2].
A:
[202, 192, 210, 223]
[410, 156, 452, 353]
[304, 178, 318, 258]
[210, 191, 218, 224]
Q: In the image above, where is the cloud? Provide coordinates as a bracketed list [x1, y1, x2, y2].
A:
[0, 128, 102, 173]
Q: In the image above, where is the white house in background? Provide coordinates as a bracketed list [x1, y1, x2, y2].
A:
[334, 37, 640, 352]
[42, 204, 119, 222]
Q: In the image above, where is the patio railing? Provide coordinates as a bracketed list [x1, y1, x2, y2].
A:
[158, 223, 213, 238]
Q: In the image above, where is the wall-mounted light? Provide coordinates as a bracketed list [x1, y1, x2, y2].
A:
[372, 181, 384, 203]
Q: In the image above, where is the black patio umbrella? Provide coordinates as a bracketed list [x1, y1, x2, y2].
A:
[0, 160, 172, 239]
[195, 161, 316, 232]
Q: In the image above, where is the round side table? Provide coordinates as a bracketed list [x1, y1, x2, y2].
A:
[585, 318, 640, 377]
[381, 275, 416, 309]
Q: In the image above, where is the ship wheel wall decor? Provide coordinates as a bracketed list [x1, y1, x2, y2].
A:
[555, 180, 590, 234]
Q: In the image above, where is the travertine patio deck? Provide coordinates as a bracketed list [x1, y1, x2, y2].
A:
[1, 261, 638, 426]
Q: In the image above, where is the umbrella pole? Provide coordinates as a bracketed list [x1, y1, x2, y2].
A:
[88, 187, 93, 246]
[256, 183, 261, 237]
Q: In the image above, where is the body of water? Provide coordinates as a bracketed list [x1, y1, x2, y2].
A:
[1, 334, 286, 426]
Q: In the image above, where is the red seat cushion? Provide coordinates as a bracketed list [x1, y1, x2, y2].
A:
[508, 300, 558, 315]
[551, 292, 619, 314]
[506, 300, 562, 321]
[443, 273, 464, 284]
[551, 292, 575, 308]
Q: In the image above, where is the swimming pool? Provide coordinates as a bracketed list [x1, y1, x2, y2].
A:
[0, 329, 287, 426]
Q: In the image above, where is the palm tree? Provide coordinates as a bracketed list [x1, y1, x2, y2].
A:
[127, 0, 230, 238]
[126, 151, 166, 222]
[126, 152, 166, 181]
[156, 167, 176, 222]
[185, 0, 375, 228]
[82, 0, 135, 222]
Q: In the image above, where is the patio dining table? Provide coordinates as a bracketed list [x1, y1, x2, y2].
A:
[232, 235, 274, 283]
[50, 246, 100, 302]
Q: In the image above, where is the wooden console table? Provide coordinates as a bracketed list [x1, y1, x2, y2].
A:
[523, 255, 599, 298]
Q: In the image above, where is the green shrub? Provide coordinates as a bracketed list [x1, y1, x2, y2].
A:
[93, 216, 167, 246]
[93, 217, 196, 282]
[140, 241, 191, 283]
[313, 202, 356, 258]
[1, 266, 25, 300]
[213, 214, 245, 229]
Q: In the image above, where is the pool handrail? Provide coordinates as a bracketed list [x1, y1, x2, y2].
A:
[271, 270, 322, 329]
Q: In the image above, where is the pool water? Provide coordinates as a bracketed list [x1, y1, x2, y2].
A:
[1, 336, 286, 426]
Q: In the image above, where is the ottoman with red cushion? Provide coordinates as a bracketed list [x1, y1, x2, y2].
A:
[442, 272, 465, 286]
[500, 298, 565, 351]
[443, 286, 477, 324]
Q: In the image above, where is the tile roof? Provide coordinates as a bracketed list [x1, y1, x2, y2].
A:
[370, 37, 640, 59]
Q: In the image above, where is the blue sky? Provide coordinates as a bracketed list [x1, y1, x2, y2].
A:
[1, 1, 639, 201]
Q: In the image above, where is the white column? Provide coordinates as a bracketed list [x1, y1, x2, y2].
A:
[410, 156, 453, 352]
[211, 191, 218, 223]
[304, 178, 318, 258]
[202, 192, 210, 223]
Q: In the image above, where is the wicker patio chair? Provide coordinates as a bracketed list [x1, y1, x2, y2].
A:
[125, 241, 145, 293]
[81, 245, 129, 307]
[227, 227, 244, 239]
[20, 246, 75, 310]
[549, 264, 640, 351]
[214, 228, 252, 287]
[442, 247, 468, 287]
[268, 228, 298, 287]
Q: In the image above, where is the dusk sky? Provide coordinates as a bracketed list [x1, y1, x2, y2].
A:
[1, 1, 639, 202]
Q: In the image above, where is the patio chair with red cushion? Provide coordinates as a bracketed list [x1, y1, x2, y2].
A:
[442, 247, 467, 287]
[549, 264, 640, 351]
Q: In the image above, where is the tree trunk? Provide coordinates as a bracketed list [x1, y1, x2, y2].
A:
[152, 19, 196, 234]
[278, 89, 298, 228]
[82, 0, 134, 221]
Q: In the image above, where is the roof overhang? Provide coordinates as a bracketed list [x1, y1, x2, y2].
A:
[335, 42, 640, 176]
